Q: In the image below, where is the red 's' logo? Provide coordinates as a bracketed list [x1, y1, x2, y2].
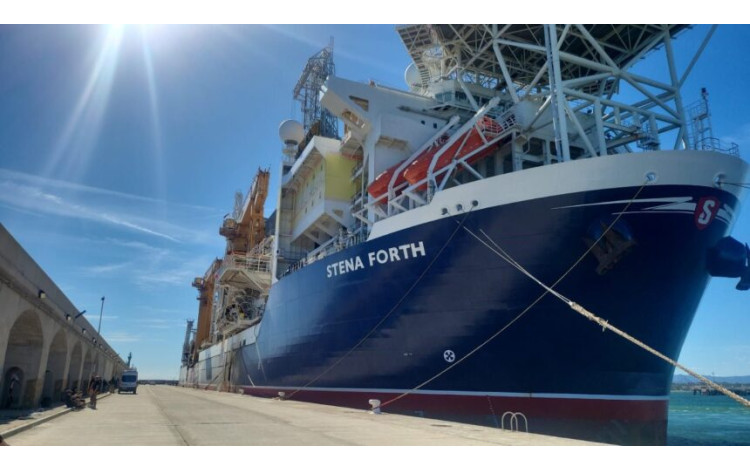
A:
[694, 197, 720, 230]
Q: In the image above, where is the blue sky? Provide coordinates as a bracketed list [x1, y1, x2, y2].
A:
[1, 24, 749, 380]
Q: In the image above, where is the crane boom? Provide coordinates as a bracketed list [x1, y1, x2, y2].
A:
[220, 168, 270, 254]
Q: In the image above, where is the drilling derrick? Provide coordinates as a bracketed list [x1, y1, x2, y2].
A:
[293, 39, 339, 143]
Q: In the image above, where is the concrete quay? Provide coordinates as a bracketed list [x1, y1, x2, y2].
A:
[1, 384, 605, 446]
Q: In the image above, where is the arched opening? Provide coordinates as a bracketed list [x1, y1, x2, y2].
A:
[1, 367, 24, 409]
[81, 349, 94, 395]
[2, 310, 44, 409]
[96, 353, 104, 378]
[42, 329, 68, 406]
[67, 342, 82, 392]
[102, 360, 115, 390]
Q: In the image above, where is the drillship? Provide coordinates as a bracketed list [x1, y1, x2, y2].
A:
[179, 25, 750, 445]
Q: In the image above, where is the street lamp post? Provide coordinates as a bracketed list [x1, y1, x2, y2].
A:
[97, 296, 105, 335]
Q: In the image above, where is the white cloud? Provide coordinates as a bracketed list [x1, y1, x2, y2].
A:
[104, 331, 141, 343]
[56, 231, 216, 292]
[133, 260, 206, 288]
[82, 262, 132, 274]
[140, 318, 185, 329]
[0, 168, 222, 245]
[105, 238, 171, 256]
[0, 168, 215, 211]
[0, 179, 180, 241]
[136, 306, 186, 315]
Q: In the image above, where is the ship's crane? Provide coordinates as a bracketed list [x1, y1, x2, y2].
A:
[191, 258, 221, 353]
[181, 319, 194, 367]
[220, 168, 270, 254]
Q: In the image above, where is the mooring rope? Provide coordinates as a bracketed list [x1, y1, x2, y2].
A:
[567, 302, 750, 407]
[719, 181, 750, 190]
[476, 228, 750, 409]
[285, 207, 476, 400]
[379, 181, 649, 410]
[464, 181, 750, 408]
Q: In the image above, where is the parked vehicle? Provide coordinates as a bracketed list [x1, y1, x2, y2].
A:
[119, 369, 138, 394]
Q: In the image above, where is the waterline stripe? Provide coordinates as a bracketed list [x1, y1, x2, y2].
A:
[242, 385, 669, 402]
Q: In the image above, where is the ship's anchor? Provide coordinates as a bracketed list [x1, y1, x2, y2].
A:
[583, 217, 636, 275]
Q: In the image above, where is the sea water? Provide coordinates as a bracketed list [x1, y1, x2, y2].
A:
[668, 391, 750, 445]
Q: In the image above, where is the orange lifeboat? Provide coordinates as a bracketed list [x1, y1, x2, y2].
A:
[403, 116, 503, 186]
[367, 164, 406, 201]
[367, 135, 449, 201]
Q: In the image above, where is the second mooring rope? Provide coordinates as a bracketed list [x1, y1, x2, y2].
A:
[284, 208, 476, 401]
[380, 181, 649, 410]
[472, 226, 750, 409]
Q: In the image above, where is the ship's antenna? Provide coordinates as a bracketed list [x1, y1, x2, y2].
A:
[689, 87, 714, 151]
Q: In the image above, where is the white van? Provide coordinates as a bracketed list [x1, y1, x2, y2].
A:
[119, 369, 138, 394]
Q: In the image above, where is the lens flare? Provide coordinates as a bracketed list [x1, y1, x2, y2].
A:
[44, 25, 125, 181]
[139, 25, 167, 208]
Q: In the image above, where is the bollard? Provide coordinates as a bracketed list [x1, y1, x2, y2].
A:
[368, 399, 381, 414]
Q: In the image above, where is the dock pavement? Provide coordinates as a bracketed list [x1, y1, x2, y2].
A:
[0, 385, 605, 446]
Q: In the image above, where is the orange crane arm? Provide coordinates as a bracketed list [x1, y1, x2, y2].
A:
[223, 168, 270, 254]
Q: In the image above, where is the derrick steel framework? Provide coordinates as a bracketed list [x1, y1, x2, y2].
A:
[396, 24, 719, 157]
[293, 40, 339, 139]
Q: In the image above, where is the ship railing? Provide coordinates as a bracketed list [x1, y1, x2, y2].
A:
[249, 236, 274, 256]
[351, 160, 364, 178]
[219, 253, 272, 276]
[686, 95, 741, 157]
[281, 229, 368, 277]
[277, 248, 306, 262]
[357, 78, 424, 99]
[355, 112, 518, 225]
[694, 137, 740, 157]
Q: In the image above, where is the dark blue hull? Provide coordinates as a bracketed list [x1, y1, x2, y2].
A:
[211, 184, 738, 444]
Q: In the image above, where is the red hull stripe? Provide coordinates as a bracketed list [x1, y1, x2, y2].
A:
[234, 386, 668, 422]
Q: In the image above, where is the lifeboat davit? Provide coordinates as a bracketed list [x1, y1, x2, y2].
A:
[367, 135, 450, 201]
[403, 116, 503, 186]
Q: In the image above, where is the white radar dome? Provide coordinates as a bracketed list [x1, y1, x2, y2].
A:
[279, 120, 304, 145]
[405, 63, 422, 89]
